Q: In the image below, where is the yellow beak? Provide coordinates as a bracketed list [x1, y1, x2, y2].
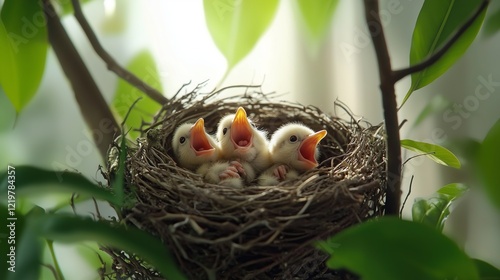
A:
[298, 129, 327, 169]
[231, 107, 253, 149]
[190, 118, 215, 156]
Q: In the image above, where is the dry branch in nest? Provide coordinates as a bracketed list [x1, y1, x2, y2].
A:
[103, 84, 387, 280]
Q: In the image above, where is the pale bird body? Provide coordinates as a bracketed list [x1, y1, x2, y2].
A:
[258, 123, 327, 185]
[216, 107, 272, 185]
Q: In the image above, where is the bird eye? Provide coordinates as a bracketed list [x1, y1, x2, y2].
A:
[289, 135, 298, 142]
[179, 136, 186, 144]
[222, 127, 228, 135]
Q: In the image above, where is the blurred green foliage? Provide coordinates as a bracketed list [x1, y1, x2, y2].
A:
[1, 0, 499, 279]
[412, 183, 468, 231]
[0, 0, 47, 112]
[317, 217, 480, 280]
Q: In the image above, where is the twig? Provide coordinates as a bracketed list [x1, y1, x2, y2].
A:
[364, 0, 402, 215]
[70, 0, 168, 105]
[400, 175, 413, 217]
[399, 119, 407, 130]
[392, 0, 489, 82]
[402, 152, 434, 166]
[43, 0, 120, 161]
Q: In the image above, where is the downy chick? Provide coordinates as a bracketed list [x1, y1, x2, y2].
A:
[172, 118, 219, 172]
[216, 107, 272, 185]
[258, 123, 327, 185]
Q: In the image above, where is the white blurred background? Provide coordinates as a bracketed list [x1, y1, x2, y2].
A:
[1, 0, 499, 279]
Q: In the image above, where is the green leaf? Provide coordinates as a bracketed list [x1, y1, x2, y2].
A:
[403, 0, 487, 106]
[401, 139, 461, 168]
[203, 0, 279, 69]
[412, 183, 468, 231]
[0, 86, 16, 132]
[9, 229, 43, 280]
[0, 166, 121, 206]
[473, 259, 500, 279]
[112, 50, 162, 139]
[437, 182, 468, 197]
[477, 118, 500, 209]
[296, 0, 339, 45]
[0, 0, 48, 112]
[413, 95, 451, 127]
[34, 214, 187, 280]
[4, 206, 44, 280]
[316, 217, 479, 280]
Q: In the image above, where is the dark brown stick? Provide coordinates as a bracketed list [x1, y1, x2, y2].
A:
[364, 0, 401, 215]
[70, 0, 168, 105]
[43, 0, 120, 161]
[392, 0, 489, 83]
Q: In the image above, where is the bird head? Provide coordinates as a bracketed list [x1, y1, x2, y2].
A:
[172, 118, 219, 170]
[269, 123, 327, 172]
[217, 107, 268, 163]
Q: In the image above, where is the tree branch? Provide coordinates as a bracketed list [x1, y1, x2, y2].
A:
[43, 0, 120, 161]
[364, 0, 402, 215]
[392, 0, 489, 83]
[70, 0, 168, 105]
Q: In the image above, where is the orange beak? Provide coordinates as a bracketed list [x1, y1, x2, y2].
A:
[190, 118, 215, 156]
[231, 107, 253, 149]
[298, 130, 327, 169]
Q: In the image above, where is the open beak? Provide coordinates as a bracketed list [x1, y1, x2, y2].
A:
[190, 118, 215, 156]
[298, 130, 327, 169]
[231, 107, 253, 149]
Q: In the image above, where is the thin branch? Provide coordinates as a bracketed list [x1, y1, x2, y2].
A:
[364, 0, 402, 215]
[392, 0, 489, 82]
[399, 119, 408, 130]
[43, 0, 120, 161]
[399, 175, 414, 218]
[70, 0, 168, 105]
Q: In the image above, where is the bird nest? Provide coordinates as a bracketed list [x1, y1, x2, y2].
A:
[103, 84, 387, 280]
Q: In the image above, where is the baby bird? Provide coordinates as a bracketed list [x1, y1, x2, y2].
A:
[172, 118, 219, 171]
[258, 123, 327, 185]
[216, 107, 272, 185]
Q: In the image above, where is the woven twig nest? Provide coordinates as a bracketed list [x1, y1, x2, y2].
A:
[105, 84, 387, 280]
